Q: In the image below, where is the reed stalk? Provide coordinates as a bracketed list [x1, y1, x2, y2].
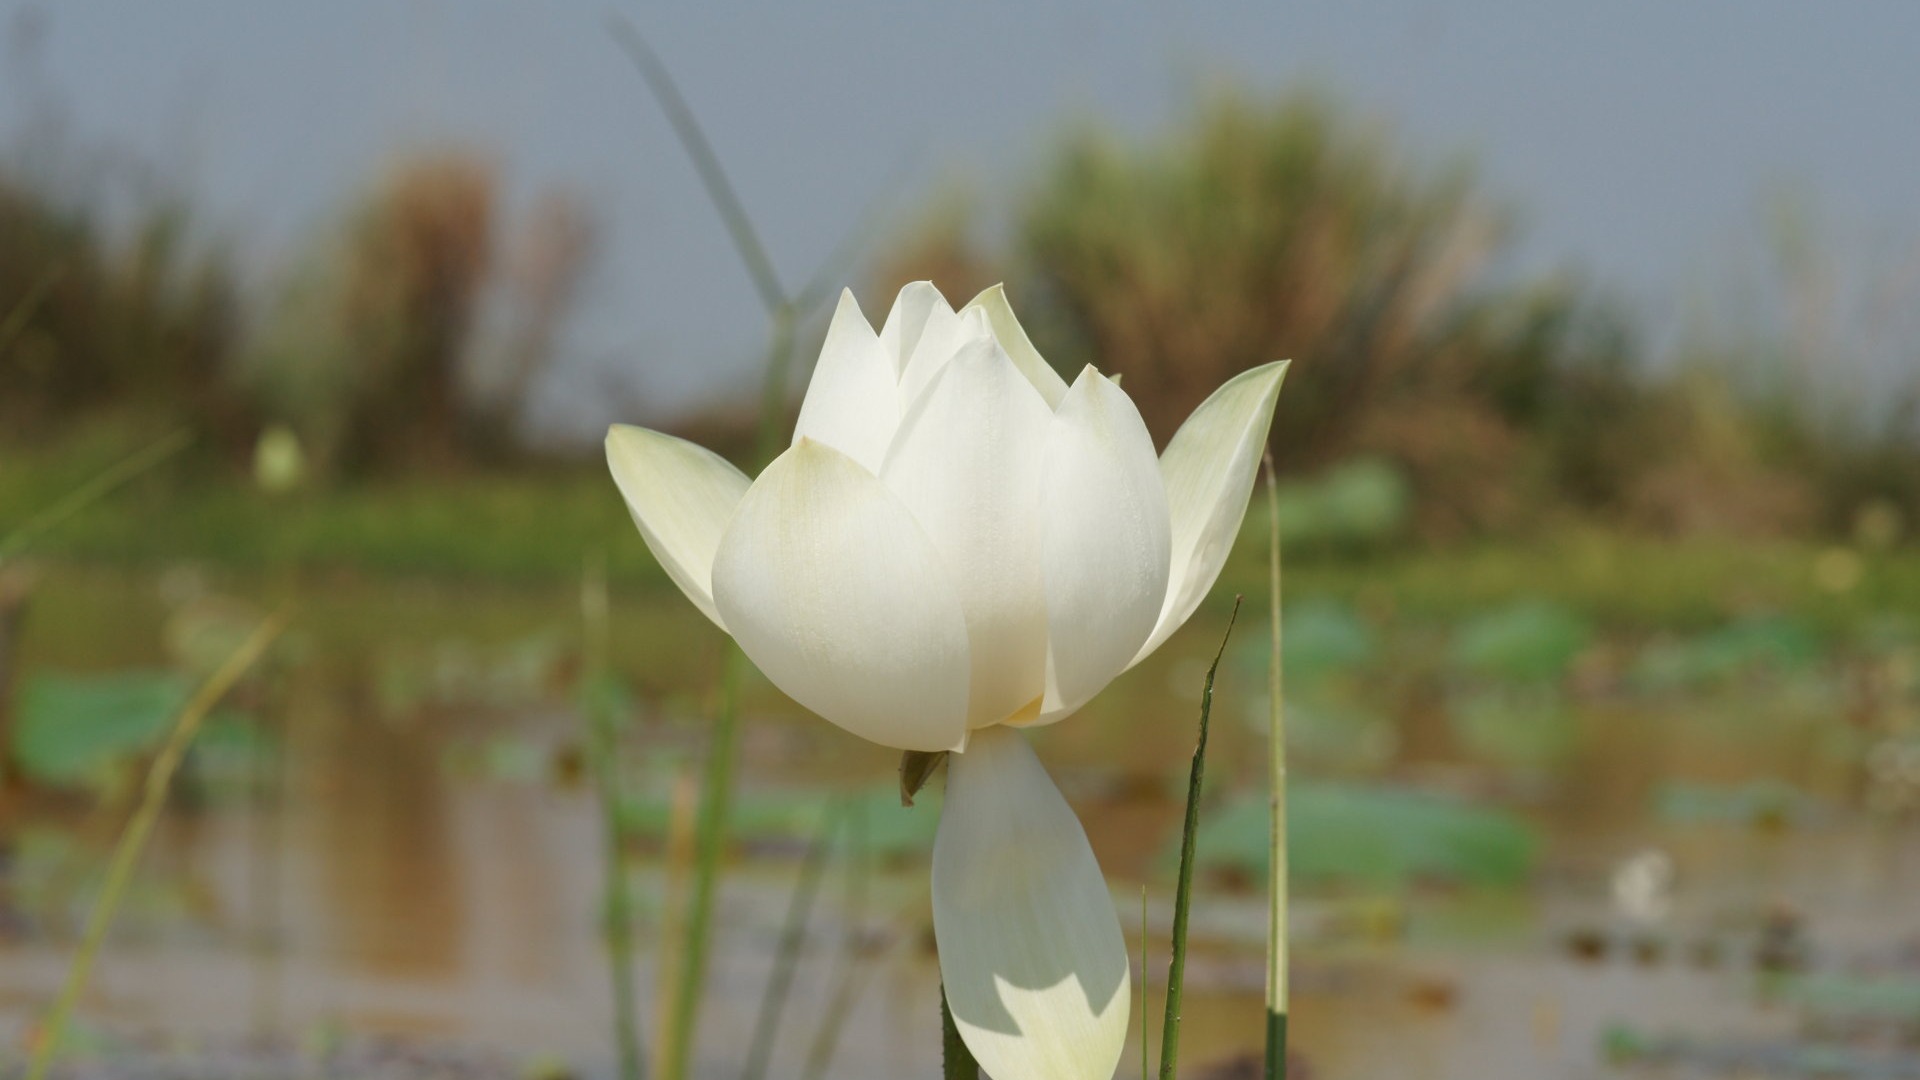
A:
[584, 555, 648, 1080]
[0, 428, 191, 564]
[741, 799, 841, 1080]
[799, 797, 872, 1080]
[1159, 597, 1242, 1080]
[1262, 454, 1290, 1080]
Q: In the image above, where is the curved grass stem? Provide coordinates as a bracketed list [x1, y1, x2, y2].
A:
[25, 613, 285, 1080]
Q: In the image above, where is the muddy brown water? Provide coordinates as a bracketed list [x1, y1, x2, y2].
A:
[3, 565, 1918, 1079]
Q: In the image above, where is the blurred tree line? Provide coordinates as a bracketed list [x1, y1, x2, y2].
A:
[2, 86, 1915, 546]
[874, 90, 1919, 544]
[1, 150, 591, 477]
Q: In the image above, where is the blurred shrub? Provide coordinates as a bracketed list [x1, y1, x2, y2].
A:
[874, 88, 1920, 544]
[0, 170, 244, 440]
[247, 152, 591, 476]
[872, 90, 1640, 537]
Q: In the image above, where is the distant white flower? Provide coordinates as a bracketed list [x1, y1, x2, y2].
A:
[1611, 848, 1674, 923]
[608, 281, 1286, 1080]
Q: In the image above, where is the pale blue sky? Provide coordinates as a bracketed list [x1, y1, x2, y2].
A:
[6, 1, 1917, 435]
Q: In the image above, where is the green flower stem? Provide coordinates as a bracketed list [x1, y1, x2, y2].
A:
[941, 984, 979, 1080]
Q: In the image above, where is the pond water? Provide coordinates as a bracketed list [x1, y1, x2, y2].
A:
[4, 564, 1919, 1079]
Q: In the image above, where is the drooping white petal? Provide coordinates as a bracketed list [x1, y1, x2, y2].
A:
[933, 725, 1129, 1080]
[964, 284, 1069, 410]
[1035, 366, 1170, 720]
[711, 439, 971, 752]
[1132, 359, 1290, 665]
[792, 288, 899, 473]
[880, 338, 1054, 728]
[876, 280, 952, 378]
[605, 424, 752, 630]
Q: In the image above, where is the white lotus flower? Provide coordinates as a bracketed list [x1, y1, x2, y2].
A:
[607, 281, 1285, 1080]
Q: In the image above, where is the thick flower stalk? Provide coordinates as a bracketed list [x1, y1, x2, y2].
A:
[608, 282, 1285, 1080]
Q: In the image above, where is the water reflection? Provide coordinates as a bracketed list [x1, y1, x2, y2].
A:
[4, 570, 1920, 1079]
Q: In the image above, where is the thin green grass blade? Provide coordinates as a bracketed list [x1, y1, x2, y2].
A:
[25, 613, 284, 1080]
[583, 555, 647, 1080]
[1262, 453, 1289, 1080]
[0, 428, 192, 563]
[741, 797, 841, 1080]
[1159, 596, 1242, 1080]
[799, 797, 874, 1080]
[605, 16, 786, 316]
[661, 650, 742, 1080]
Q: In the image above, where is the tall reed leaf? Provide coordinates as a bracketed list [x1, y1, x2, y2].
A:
[1160, 597, 1241, 1080]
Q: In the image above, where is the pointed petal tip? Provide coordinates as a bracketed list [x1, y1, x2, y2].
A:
[602, 424, 750, 631]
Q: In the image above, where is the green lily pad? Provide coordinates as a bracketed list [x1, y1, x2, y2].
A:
[1184, 781, 1537, 890]
[1450, 602, 1590, 683]
[11, 671, 193, 786]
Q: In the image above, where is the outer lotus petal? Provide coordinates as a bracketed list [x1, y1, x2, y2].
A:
[605, 424, 751, 630]
[792, 288, 899, 473]
[964, 283, 1069, 410]
[876, 280, 950, 378]
[881, 338, 1054, 728]
[933, 725, 1129, 1080]
[1132, 359, 1290, 665]
[1035, 366, 1170, 719]
[711, 439, 971, 752]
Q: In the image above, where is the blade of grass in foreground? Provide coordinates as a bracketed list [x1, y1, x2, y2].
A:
[0, 428, 192, 564]
[583, 554, 648, 1080]
[799, 797, 873, 1080]
[741, 798, 841, 1080]
[1262, 454, 1290, 1080]
[603, 26, 794, 1077]
[1160, 596, 1242, 1080]
[24, 612, 285, 1080]
[659, 653, 742, 1080]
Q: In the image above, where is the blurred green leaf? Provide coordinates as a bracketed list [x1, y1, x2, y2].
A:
[1272, 459, 1412, 550]
[1632, 615, 1824, 690]
[1186, 782, 1537, 890]
[11, 671, 192, 787]
[1450, 601, 1591, 683]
